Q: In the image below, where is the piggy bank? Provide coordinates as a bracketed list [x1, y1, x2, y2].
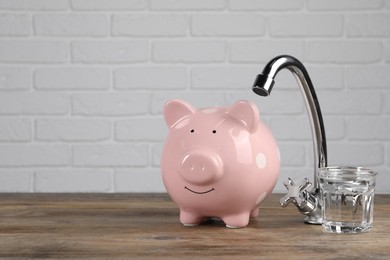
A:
[161, 99, 280, 228]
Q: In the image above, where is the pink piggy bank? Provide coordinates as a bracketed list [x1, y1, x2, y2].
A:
[161, 99, 280, 228]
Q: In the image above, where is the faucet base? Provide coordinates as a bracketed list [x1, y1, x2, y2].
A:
[304, 215, 322, 225]
[279, 178, 323, 225]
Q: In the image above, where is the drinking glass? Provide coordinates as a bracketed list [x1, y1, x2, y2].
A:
[319, 166, 377, 234]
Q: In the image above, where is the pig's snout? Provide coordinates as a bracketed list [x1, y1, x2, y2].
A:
[179, 151, 223, 185]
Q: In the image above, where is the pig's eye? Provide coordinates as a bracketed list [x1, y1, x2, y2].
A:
[190, 129, 195, 133]
[212, 130, 217, 134]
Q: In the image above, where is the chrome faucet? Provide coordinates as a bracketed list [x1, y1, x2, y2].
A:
[252, 55, 328, 224]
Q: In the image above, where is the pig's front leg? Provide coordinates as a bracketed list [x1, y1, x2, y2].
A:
[222, 212, 251, 228]
[180, 210, 203, 226]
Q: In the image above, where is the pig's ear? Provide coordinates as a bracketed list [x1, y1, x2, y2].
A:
[163, 99, 195, 128]
[227, 100, 259, 132]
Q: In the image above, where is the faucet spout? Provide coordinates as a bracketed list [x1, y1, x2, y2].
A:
[252, 55, 328, 224]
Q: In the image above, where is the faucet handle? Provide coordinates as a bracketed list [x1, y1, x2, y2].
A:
[279, 178, 316, 215]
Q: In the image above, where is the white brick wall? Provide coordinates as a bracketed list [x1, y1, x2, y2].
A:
[34, 14, 109, 37]
[0, 40, 69, 63]
[112, 14, 189, 37]
[0, 0, 389, 193]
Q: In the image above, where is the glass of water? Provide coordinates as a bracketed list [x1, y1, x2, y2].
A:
[318, 166, 377, 234]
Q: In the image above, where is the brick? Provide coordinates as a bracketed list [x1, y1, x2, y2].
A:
[71, 40, 148, 63]
[318, 90, 382, 115]
[229, 0, 304, 10]
[323, 117, 345, 140]
[0, 67, 31, 90]
[0, 170, 31, 192]
[268, 116, 345, 141]
[153, 40, 226, 63]
[0, 40, 68, 63]
[112, 14, 189, 37]
[151, 143, 163, 167]
[115, 117, 167, 141]
[73, 144, 148, 167]
[0, 13, 30, 36]
[0, 118, 31, 141]
[71, 0, 147, 10]
[230, 40, 304, 63]
[114, 67, 187, 90]
[375, 167, 389, 193]
[34, 14, 108, 37]
[227, 90, 304, 115]
[0, 92, 68, 115]
[269, 14, 343, 37]
[0, 144, 69, 166]
[348, 117, 390, 140]
[0, 0, 68, 10]
[347, 14, 390, 37]
[150, 0, 225, 10]
[72, 92, 150, 116]
[192, 14, 265, 37]
[211, 65, 312, 91]
[278, 143, 306, 166]
[306, 66, 344, 89]
[307, 0, 383, 10]
[385, 93, 390, 114]
[34, 67, 109, 90]
[191, 66, 258, 89]
[346, 65, 390, 89]
[36, 119, 110, 141]
[306, 41, 383, 64]
[386, 41, 390, 62]
[327, 141, 384, 166]
[268, 116, 310, 141]
[388, 146, 390, 166]
[150, 91, 226, 114]
[114, 169, 165, 192]
[34, 169, 111, 192]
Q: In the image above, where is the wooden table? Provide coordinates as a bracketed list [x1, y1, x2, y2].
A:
[0, 193, 389, 259]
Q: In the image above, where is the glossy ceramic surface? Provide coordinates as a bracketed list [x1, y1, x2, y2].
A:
[161, 99, 280, 228]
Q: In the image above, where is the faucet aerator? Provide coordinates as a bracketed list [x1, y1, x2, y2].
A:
[252, 74, 274, 97]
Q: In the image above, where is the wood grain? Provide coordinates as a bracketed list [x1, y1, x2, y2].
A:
[0, 193, 389, 259]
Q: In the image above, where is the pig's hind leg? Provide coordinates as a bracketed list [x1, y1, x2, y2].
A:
[222, 212, 250, 228]
[180, 210, 203, 226]
[250, 207, 259, 218]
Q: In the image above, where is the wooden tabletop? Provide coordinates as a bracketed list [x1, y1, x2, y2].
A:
[0, 193, 389, 259]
